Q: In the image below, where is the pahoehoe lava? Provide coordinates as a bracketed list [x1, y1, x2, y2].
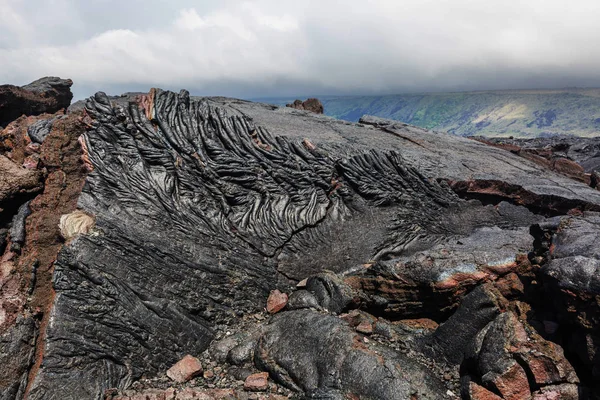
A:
[1, 78, 600, 399]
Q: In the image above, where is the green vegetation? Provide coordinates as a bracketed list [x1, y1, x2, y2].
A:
[258, 89, 600, 137]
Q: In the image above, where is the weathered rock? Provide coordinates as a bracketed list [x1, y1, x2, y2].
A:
[0, 317, 38, 399]
[305, 272, 359, 314]
[265, 290, 288, 314]
[58, 210, 95, 240]
[0, 155, 42, 208]
[254, 309, 450, 398]
[285, 98, 324, 114]
[8, 200, 32, 253]
[285, 290, 320, 310]
[166, 355, 203, 383]
[0, 77, 73, 127]
[475, 312, 577, 398]
[346, 224, 535, 320]
[0, 111, 89, 398]
[530, 383, 580, 400]
[420, 283, 506, 365]
[477, 135, 600, 175]
[243, 372, 269, 391]
[27, 116, 60, 144]
[538, 214, 600, 386]
[473, 137, 594, 186]
[466, 381, 503, 400]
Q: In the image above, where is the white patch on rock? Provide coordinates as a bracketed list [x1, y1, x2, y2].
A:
[59, 210, 96, 240]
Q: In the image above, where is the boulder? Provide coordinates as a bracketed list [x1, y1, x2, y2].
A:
[285, 98, 324, 114]
[0, 77, 73, 127]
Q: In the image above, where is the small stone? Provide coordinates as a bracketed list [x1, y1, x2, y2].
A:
[22, 155, 39, 169]
[203, 370, 215, 380]
[296, 278, 308, 288]
[166, 355, 203, 383]
[356, 320, 373, 334]
[266, 290, 288, 314]
[244, 372, 269, 392]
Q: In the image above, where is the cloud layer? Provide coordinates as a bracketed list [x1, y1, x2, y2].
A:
[2, 0, 600, 99]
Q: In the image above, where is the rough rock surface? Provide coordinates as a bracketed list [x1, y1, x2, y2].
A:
[2, 81, 600, 399]
[0, 77, 73, 127]
[475, 135, 600, 188]
[285, 98, 324, 114]
[0, 79, 89, 400]
[0, 155, 42, 211]
[166, 355, 203, 383]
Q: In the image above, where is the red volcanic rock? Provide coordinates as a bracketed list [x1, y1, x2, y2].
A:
[355, 320, 373, 334]
[0, 77, 73, 127]
[286, 98, 324, 114]
[0, 155, 42, 206]
[244, 372, 269, 391]
[494, 272, 524, 298]
[266, 290, 288, 314]
[166, 354, 203, 383]
[468, 382, 503, 400]
[552, 157, 588, 183]
[488, 362, 531, 400]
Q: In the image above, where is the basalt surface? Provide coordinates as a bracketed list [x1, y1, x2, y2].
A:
[1, 82, 600, 399]
[474, 136, 600, 188]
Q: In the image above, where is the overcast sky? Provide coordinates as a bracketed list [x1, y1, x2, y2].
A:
[2, 0, 600, 100]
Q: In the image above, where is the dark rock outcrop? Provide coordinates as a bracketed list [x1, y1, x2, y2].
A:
[475, 135, 600, 188]
[0, 77, 73, 128]
[538, 214, 600, 385]
[286, 98, 324, 114]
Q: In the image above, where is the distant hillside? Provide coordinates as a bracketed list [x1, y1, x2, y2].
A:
[256, 89, 600, 137]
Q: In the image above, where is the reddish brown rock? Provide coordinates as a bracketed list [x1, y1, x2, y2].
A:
[0, 112, 88, 398]
[395, 318, 439, 331]
[266, 290, 288, 314]
[339, 309, 362, 327]
[552, 158, 588, 183]
[340, 310, 378, 334]
[166, 355, 203, 383]
[488, 362, 531, 400]
[494, 273, 524, 298]
[468, 382, 503, 400]
[356, 320, 373, 334]
[0, 155, 42, 207]
[285, 98, 324, 114]
[244, 372, 269, 391]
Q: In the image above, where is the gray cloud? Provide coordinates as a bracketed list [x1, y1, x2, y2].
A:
[2, 0, 600, 100]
